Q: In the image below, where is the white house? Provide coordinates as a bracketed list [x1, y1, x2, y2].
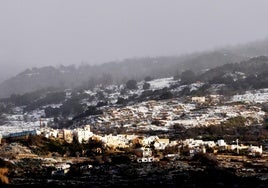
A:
[203, 141, 216, 148]
[43, 128, 58, 138]
[248, 145, 262, 156]
[73, 125, 93, 143]
[191, 97, 206, 103]
[217, 139, 226, 147]
[136, 147, 155, 163]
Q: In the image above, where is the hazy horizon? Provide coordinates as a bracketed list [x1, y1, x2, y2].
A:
[1, 0, 268, 82]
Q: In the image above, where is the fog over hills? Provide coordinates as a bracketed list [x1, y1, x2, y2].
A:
[1, 55, 267, 123]
[0, 49, 241, 98]
[2, 1, 268, 84]
[1, 38, 268, 98]
[2, 1, 268, 98]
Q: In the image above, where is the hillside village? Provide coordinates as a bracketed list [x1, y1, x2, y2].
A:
[1, 77, 267, 135]
[0, 76, 268, 186]
[0, 75, 267, 143]
[0, 92, 266, 139]
[11, 124, 264, 158]
[0, 113, 267, 187]
[0, 85, 267, 158]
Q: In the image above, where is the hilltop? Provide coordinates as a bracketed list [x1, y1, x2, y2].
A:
[2, 38, 268, 98]
[0, 51, 242, 98]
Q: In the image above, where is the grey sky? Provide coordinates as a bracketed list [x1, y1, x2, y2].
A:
[1, 0, 268, 82]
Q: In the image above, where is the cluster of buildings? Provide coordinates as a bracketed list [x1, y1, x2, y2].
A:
[134, 137, 263, 162]
[35, 124, 264, 160]
[40, 125, 93, 144]
[0, 119, 264, 164]
[182, 138, 263, 157]
[0, 84, 266, 164]
[1, 93, 265, 158]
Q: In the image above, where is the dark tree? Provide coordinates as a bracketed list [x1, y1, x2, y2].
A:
[126, 79, 138, 90]
[143, 82, 150, 90]
[181, 70, 196, 84]
[44, 107, 60, 118]
[144, 76, 153, 82]
[60, 97, 84, 117]
[159, 91, 173, 100]
[116, 97, 127, 105]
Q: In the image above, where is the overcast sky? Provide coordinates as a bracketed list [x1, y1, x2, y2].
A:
[1, 0, 268, 82]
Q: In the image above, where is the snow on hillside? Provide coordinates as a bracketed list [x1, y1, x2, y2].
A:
[170, 82, 204, 93]
[83, 77, 179, 106]
[188, 82, 205, 92]
[223, 71, 246, 81]
[0, 109, 49, 137]
[147, 77, 176, 90]
[0, 121, 40, 137]
[1, 75, 267, 137]
[231, 88, 268, 103]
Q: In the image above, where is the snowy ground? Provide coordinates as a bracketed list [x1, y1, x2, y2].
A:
[0, 110, 46, 137]
[1, 77, 267, 138]
[147, 77, 177, 90]
[231, 88, 268, 103]
[0, 121, 39, 137]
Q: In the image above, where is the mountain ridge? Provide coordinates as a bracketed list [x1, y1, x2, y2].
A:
[2, 38, 268, 98]
[0, 51, 243, 98]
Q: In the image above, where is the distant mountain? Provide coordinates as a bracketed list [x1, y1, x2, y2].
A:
[0, 52, 242, 98]
[1, 38, 268, 98]
[1, 55, 268, 122]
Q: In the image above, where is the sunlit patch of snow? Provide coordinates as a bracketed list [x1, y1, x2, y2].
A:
[146, 125, 169, 131]
[27, 110, 46, 119]
[147, 77, 176, 90]
[105, 84, 118, 91]
[128, 89, 143, 96]
[188, 82, 205, 92]
[65, 91, 72, 99]
[84, 90, 96, 96]
[209, 84, 226, 91]
[223, 71, 246, 82]
[43, 104, 62, 108]
[170, 85, 188, 93]
[235, 71, 246, 78]
[231, 88, 268, 103]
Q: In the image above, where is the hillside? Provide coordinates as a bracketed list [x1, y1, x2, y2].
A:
[1, 56, 268, 124]
[197, 56, 268, 91]
[0, 51, 242, 98]
[2, 38, 268, 98]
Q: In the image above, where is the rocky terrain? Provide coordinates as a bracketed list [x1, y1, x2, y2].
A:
[0, 143, 267, 187]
